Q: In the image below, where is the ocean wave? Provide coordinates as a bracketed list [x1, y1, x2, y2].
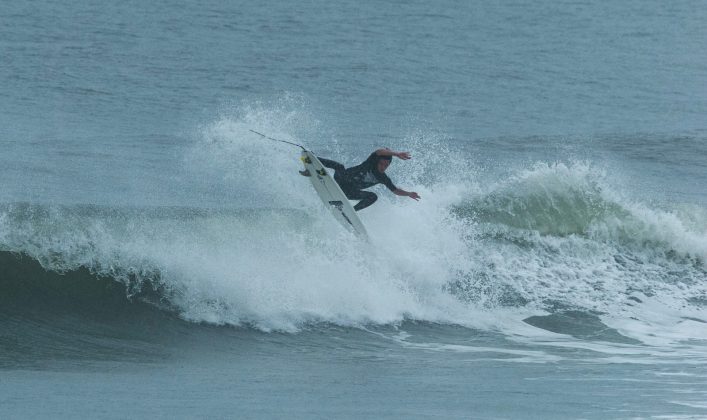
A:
[454, 161, 707, 264]
[1, 166, 705, 343]
[0, 250, 167, 314]
[1, 111, 706, 341]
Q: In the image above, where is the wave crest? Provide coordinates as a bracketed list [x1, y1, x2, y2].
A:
[454, 161, 706, 264]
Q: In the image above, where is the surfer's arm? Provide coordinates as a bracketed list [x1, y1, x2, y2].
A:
[378, 171, 418, 200]
[393, 188, 421, 201]
[375, 148, 411, 160]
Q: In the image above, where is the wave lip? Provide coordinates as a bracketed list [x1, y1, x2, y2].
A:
[0, 250, 180, 367]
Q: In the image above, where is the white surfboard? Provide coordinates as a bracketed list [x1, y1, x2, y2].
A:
[300, 150, 368, 238]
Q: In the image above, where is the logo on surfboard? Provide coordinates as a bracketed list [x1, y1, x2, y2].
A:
[328, 200, 354, 226]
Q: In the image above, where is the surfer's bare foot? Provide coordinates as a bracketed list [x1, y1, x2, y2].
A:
[299, 169, 311, 177]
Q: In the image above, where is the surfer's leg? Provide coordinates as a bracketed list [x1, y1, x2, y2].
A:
[301, 158, 343, 177]
[347, 190, 377, 211]
[318, 158, 345, 173]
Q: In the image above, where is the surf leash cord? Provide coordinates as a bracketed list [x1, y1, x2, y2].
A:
[249, 129, 307, 151]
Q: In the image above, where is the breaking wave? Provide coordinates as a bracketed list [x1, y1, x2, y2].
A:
[1, 103, 705, 350]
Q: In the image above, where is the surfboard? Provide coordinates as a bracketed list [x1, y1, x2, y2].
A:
[300, 150, 368, 238]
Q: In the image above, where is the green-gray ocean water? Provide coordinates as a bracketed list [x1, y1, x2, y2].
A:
[1, 1, 706, 418]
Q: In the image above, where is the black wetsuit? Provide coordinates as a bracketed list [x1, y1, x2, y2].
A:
[318, 152, 397, 211]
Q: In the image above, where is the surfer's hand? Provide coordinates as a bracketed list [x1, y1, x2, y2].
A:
[394, 188, 420, 200]
[395, 151, 412, 160]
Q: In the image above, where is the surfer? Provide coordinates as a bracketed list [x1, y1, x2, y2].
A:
[300, 148, 421, 211]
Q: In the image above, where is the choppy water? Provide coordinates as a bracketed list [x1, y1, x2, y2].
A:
[2, 1, 706, 418]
